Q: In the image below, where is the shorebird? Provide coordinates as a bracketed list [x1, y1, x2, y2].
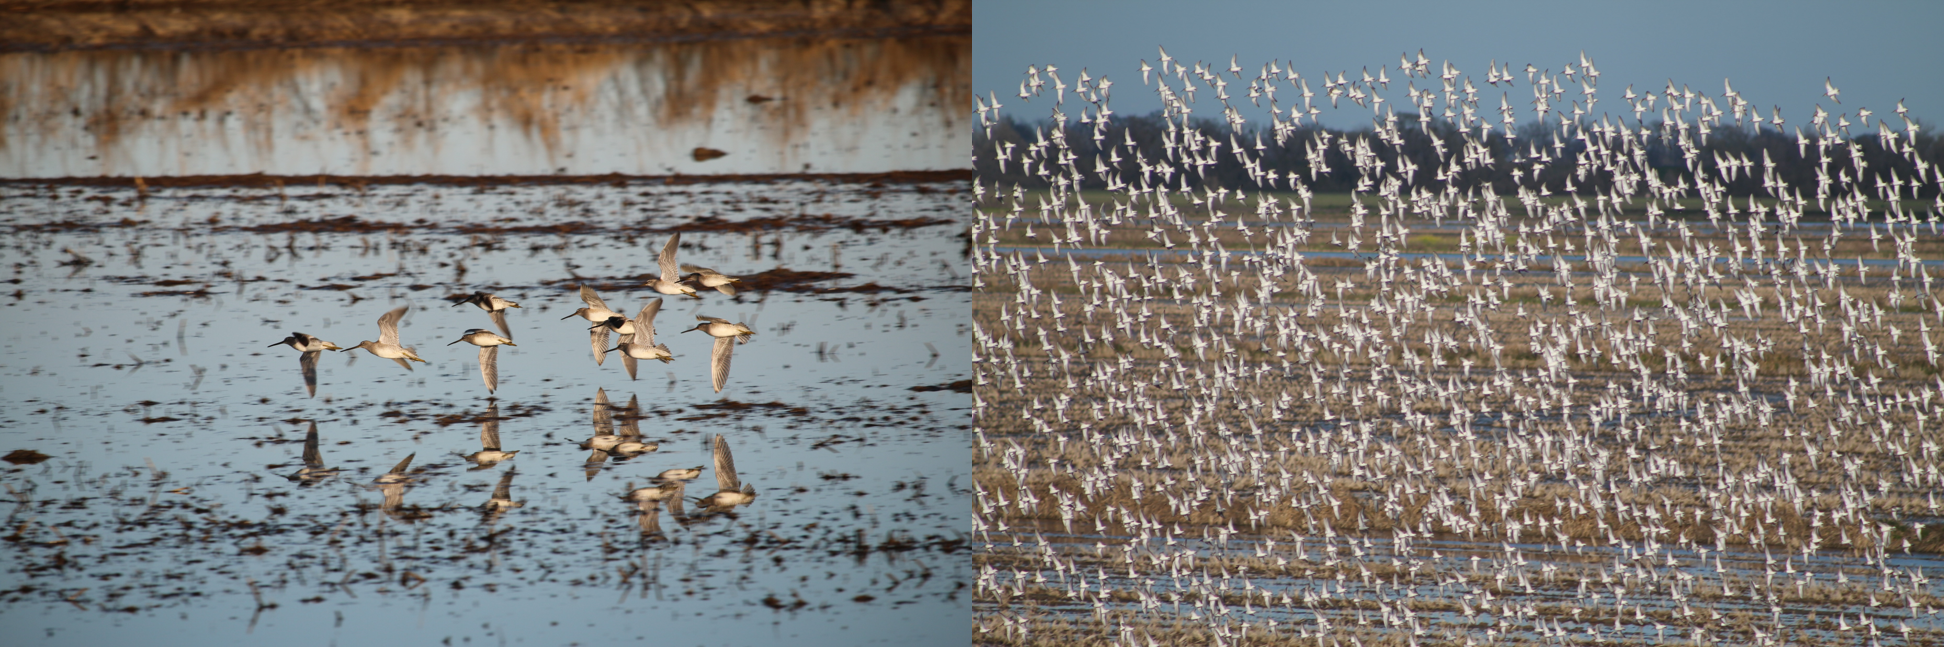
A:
[285, 421, 339, 485]
[679, 264, 742, 296]
[340, 306, 427, 370]
[268, 332, 339, 397]
[562, 285, 621, 365]
[644, 234, 701, 299]
[696, 434, 756, 512]
[452, 291, 521, 339]
[605, 299, 674, 380]
[460, 403, 517, 469]
[448, 328, 515, 393]
[683, 315, 755, 393]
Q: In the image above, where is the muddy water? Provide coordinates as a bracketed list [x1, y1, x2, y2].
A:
[0, 34, 969, 177]
[0, 178, 972, 645]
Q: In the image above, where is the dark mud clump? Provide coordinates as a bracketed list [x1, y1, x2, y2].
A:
[237, 215, 407, 234]
[909, 380, 971, 394]
[3, 450, 52, 465]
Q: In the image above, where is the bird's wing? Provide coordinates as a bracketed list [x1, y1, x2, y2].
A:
[622, 351, 637, 381]
[711, 336, 734, 393]
[636, 298, 663, 345]
[392, 356, 414, 371]
[300, 350, 321, 398]
[489, 309, 512, 339]
[481, 346, 499, 393]
[715, 282, 737, 296]
[377, 306, 408, 346]
[696, 314, 729, 324]
[713, 434, 739, 492]
[388, 452, 416, 475]
[591, 326, 610, 366]
[302, 421, 323, 466]
[579, 284, 610, 312]
[658, 233, 682, 283]
[679, 263, 710, 274]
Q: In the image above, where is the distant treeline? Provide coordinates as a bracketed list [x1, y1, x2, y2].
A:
[974, 111, 1941, 203]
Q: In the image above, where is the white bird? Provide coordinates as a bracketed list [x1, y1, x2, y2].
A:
[604, 299, 675, 380]
[340, 306, 427, 370]
[448, 329, 514, 393]
[268, 332, 339, 397]
[643, 234, 701, 299]
[683, 315, 756, 393]
[562, 285, 621, 365]
[452, 291, 521, 339]
[679, 264, 742, 296]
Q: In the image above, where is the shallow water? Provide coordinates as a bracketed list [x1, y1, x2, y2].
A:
[0, 177, 973, 645]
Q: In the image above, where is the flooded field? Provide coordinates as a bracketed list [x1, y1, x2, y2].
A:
[972, 55, 1944, 645]
[0, 176, 972, 645]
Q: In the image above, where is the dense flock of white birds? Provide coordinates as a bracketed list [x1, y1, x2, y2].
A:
[972, 49, 1943, 646]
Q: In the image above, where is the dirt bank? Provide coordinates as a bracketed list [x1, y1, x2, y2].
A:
[0, 0, 970, 52]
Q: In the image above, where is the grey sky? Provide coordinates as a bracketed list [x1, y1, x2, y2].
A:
[974, 0, 1943, 133]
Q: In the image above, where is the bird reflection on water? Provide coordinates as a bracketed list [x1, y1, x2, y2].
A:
[284, 420, 339, 485]
[460, 403, 518, 470]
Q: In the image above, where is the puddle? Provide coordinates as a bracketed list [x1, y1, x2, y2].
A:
[0, 177, 972, 645]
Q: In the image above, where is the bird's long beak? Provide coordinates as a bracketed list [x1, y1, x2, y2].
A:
[267, 341, 283, 347]
[561, 311, 581, 320]
[448, 339, 465, 345]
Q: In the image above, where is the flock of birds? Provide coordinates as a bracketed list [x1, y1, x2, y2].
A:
[974, 50, 1942, 645]
[266, 232, 760, 531]
[266, 233, 755, 396]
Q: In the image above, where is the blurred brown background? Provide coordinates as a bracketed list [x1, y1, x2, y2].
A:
[1, 0, 969, 51]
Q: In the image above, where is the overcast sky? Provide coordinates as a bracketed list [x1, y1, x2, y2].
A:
[974, 0, 1943, 133]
